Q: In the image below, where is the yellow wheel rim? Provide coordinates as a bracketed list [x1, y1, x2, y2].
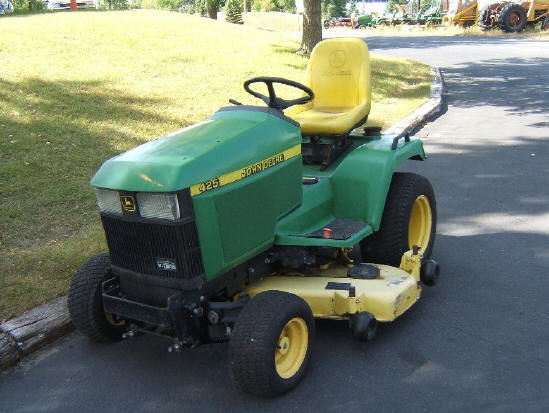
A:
[408, 195, 432, 252]
[104, 311, 125, 326]
[275, 317, 308, 379]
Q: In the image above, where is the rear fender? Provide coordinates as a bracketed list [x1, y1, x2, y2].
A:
[330, 136, 425, 231]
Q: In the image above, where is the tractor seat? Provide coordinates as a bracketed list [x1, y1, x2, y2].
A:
[285, 38, 372, 136]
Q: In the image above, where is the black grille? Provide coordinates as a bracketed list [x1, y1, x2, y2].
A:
[101, 215, 205, 280]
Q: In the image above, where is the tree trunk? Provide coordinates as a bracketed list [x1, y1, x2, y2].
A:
[301, 0, 322, 54]
[207, 0, 217, 19]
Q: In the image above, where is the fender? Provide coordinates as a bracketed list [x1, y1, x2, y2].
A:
[331, 134, 426, 231]
[275, 134, 426, 248]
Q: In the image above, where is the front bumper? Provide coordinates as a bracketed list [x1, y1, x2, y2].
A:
[103, 276, 181, 329]
[102, 276, 246, 343]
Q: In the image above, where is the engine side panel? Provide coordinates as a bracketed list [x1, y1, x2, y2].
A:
[193, 156, 303, 281]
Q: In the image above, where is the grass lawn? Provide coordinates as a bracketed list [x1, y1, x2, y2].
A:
[0, 10, 431, 321]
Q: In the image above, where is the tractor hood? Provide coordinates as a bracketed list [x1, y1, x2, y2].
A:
[91, 107, 301, 193]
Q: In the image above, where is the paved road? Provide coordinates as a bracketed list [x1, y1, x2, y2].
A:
[2, 36, 549, 412]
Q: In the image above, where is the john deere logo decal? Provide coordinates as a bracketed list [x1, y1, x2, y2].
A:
[120, 195, 136, 212]
[329, 50, 346, 68]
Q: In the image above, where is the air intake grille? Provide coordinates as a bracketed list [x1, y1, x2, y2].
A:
[101, 215, 205, 280]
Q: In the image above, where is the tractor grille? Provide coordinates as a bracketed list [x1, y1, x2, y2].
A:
[101, 215, 205, 280]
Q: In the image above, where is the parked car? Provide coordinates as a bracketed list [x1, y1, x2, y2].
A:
[46, 0, 97, 10]
[0, 0, 14, 14]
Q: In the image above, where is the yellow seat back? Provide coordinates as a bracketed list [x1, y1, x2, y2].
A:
[306, 38, 371, 112]
[286, 38, 372, 136]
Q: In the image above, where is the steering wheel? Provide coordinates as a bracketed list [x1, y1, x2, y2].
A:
[243, 77, 314, 111]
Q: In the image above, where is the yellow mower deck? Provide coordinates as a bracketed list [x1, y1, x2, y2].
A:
[244, 251, 423, 322]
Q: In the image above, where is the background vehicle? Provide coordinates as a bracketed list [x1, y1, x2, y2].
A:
[46, 0, 97, 10]
[0, 0, 14, 14]
[416, 0, 447, 25]
[443, 0, 479, 26]
[479, 0, 549, 32]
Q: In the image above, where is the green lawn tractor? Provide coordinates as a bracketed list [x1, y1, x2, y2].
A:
[68, 38, 439, 397]
[416, 0, 447, 26]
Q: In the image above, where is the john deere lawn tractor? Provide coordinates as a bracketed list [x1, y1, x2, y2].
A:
[68, 38, 439, 397]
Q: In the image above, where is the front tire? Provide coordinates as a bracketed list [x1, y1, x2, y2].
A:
[229, 291, 314, 397]
[361, 172, 437, 267]
[68, 253, 125, 342]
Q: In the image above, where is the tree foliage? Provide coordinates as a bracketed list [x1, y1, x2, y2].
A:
[225, 0, 243, 24]
[321, 0, 346, 19]
[195, 0, 207, 15]
[155, 0, 179, 8]
[11, 0, 45, 11]
[347, 0, 358, 15]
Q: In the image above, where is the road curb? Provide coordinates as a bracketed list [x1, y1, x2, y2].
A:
[385, 66, 444, 136]
[0, 296, 72, 371]
[0, 66, 445, 373]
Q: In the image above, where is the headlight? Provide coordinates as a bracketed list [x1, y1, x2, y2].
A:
[96, 188, 122, 215]
[95, 189, 181, 220]
[136, 193, 180, 220]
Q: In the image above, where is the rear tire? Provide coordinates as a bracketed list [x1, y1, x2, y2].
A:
[478, 6, 496, 31]
[498, 3, 528, 33]
[360, 172, 437, 267]
[542, 17, 549, 31]
[229, 291, 314, 397]
[68, 253, 125, 342]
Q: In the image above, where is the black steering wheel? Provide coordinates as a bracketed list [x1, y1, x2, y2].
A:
[243, 77, 314, 111]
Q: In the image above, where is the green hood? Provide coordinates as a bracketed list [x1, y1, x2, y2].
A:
[91, 108, 301, 192]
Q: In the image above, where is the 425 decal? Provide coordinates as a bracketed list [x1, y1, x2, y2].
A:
[197, 178, 221, 194]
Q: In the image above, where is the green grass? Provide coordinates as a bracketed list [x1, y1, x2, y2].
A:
[0, 9, 431, 321]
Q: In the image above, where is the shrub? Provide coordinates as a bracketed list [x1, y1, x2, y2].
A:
[140, 0, 159, 7]
[157, 0, 181, 9]
[12, 0, 45, 11]
[194, 0, 206, 15]
[321, 0, 346, 19]
[225, 0, 242, 23]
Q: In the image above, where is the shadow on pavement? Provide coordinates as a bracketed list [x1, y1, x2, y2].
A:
[442, 57, 549, 114]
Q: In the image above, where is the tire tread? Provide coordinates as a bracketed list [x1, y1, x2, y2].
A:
[360, 172, 437, 266]
[67, 253, 123, 342]
[229, 291, 314, 397]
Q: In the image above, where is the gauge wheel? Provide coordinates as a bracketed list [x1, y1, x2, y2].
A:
[361, 172, 437, 267]
[68, 253, 125, 342]
[229, 290, 314, 397]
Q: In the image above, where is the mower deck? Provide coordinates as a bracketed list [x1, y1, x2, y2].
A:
[244, 254, 422, 322]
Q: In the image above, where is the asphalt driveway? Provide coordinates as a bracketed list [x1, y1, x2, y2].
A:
[1, 35, 548, 412]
